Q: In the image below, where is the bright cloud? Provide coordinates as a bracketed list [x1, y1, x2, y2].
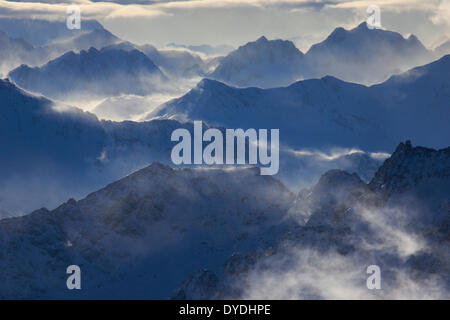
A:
[1, 0, 448, 48]
[1, 0, 446, 19]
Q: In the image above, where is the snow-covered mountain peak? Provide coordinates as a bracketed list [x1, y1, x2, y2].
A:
[304, 22, 433, 84]
[319, 21, 420, 45]
[0, 162, 295, 298]
[256, 35, 268, 43]
[80, 28, 119, 42]
[380, 54, 450, 86]
[309, 22, 428, 58]
[326, 26, 347, 42]
[8, 45, 166, 99]
[128, 161, 175, 179]
[236, 36, 302, 55]
[196, 78, 230, 90]
[407, 34, 420, 43]
[210, 36, 305, 87]
[0, 77, 51, 107]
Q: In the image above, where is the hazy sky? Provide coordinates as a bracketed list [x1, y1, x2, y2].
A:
[1, 0, 449, 50]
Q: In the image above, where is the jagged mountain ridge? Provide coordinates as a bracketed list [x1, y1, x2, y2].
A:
[0, 28, 122, 78]
[0, 78, 385, 214]
[8, 46, 166, 99]
[0, 142, 448, 299]
[174, 142, 450, 299]
[0, 78, 190, 213]
[370, 141, 450, 196]
[305, 22, 433, 84]
[210, 22, 435, 87]
[0, 164, 294, 299]
[210, 36, 306, 88]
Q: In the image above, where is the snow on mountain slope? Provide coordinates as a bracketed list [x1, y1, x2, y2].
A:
[1, 78, 447, 298]
[305, 22, 433, 85]
[0, 79, 190, 214]
[0, 76, 384, 214]
[369, 55, 450, 148]
[0, 79, 104, 164]
[370, 141, 450, 197]
[209, 22, 435, 88]
[369, 141, 450, 230]
[0, 164, 294, 299]
[0, 78, 104, 212]
[80, 41, 207, 80]
[146, 77, 388, 150]
[210, 36, 306, 88]
[0, 28, 122, 78]
[6, 141, 433, 300]
[41, 29, 122, 62]
[148, 54, 450, 152]
[176, 142, 450, 299]
[8, 46, 166, 100]
[3, 54, 448, 212]
[5, 54, 448, 213]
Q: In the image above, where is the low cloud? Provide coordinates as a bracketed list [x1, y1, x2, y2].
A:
[235, 201, 447, 299]
[285, 146, 390, 162]
[240, 248, 447, 299]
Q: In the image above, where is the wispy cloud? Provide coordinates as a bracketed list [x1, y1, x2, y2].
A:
[0, 0, 167, 20]
[285, 146, 390, 161]
[1, 0, 445, 20]
[235, 200, 446, 299]
[330, 0, 440, 10]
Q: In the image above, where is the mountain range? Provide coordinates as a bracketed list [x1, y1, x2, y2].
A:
[210, 36, 306, 88]
[175, 142, 450, 299]
[0, 17, 449, 300]
[3, 52, 450, 211]
[8, 46, 167, 99]
[0, 78, 191, 213]
[147, 54, 450, 152]
[211, 22, 436, 87]
[0, 28, 122, 77]
[0, 142, 448, 299]
[0, 77, 385, 214]
[2, 20, 444, 103]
